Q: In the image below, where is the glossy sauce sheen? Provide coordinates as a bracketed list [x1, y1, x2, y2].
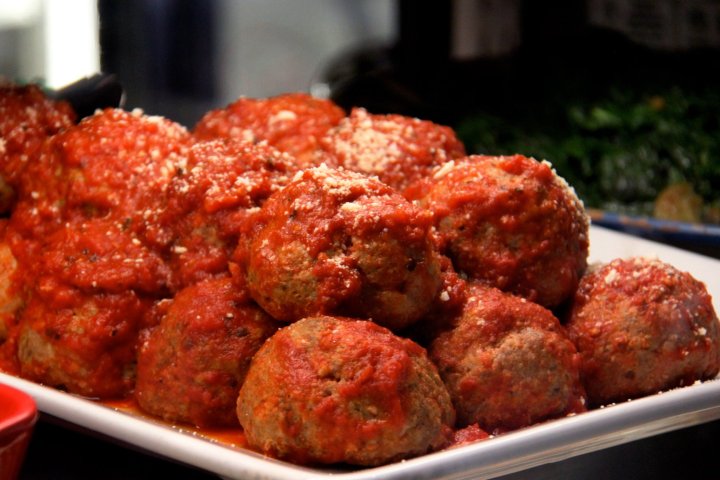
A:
[102, 397, 250, 449]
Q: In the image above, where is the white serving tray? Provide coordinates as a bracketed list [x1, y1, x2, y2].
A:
[2, 225, 720, 480]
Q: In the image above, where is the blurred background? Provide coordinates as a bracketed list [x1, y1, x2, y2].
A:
[2, 0, 720, 238]
[1, 0, 396, 126]
[3, 1, 718, 123]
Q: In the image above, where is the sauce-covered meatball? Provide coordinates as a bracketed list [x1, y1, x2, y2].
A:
[193, 93, 345, 169]
[421, 155, 589, 308]
[37, 217, 172, 295]
[0, 223, 23, 373]
[135, 277, 279, 427]
[0, 83, 76, 212]
[5, 107, 191, 397]
[241, 165, 441, 330]
[17, 287, 151, 399]
[10, 108, 191, 242]
[10, 215, 178, 398]
[566, 257, 720, 407]
[320, 108, 466, 196]
[429, 283, 586, 433]
[237, 315, 455, 466]
[159, 139, 296, 289]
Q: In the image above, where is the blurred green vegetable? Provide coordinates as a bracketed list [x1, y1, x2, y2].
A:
[456, 86, 720, 223]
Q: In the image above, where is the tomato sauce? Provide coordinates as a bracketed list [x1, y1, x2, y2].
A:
[102, 397, 250, 449]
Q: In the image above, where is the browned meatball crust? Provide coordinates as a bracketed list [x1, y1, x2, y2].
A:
[240, 165, 441, 330]
[566, 257, 720, 406]
[135, 277, 279, 427]
[430, 283, 587, 433]
[17, 288, 151, 399]
[237, 315, 455, 466]
[421, 154, 589, 308]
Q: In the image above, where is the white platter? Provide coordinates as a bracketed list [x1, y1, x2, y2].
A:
[2, 224, 720, 480]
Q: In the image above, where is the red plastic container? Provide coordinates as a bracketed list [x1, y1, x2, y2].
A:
[0, 383, 37, 480]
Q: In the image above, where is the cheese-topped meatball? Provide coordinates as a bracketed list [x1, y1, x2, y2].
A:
[566, 257, 720, 406]
[158, 139, 297, 289]
[240, 165, 441, 330]
[421, 154, 589, 308]
[237, 315, 455, 466]
[430, 283, 587, 433]
[193, 92, 345, 169]
[0, 83, 76, 212]
[320, 108, 466, 196]
[10, 108, 191, 243]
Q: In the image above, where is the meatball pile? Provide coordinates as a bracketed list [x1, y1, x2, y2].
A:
[1, 84, 718, 469]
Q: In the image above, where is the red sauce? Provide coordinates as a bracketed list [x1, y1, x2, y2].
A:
[193, 93, 345, 169]
[101, 397, 250, 449]
[242, 165, 441, 329]
[449, 423, 490, 448]
[0, 84, 76, 204]
[159, 140, 296, 290]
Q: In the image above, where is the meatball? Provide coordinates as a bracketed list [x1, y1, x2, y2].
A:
[37, 217, 172, 296]
[421, 155, 589, 308]
[0, 83, 76, 212]
[407, 255, 470, 347]
[159, 139, 297, 289]
[237, 315, 455, 466]
[320, 108, 466, 196]
[565, 257, 720, 407]
[135, 277, 279, 427]
[10, 108, 191, 241]
[241, 165, 442, 330]
[17, 287, 152, 399]
[429, 283, 587, 433]
[11, 213, 176, 396]
[193, 93, 345, 169]
[0, 224, 23, 374]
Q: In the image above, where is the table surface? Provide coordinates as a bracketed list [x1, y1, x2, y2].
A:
[18, 415, 720, 480]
